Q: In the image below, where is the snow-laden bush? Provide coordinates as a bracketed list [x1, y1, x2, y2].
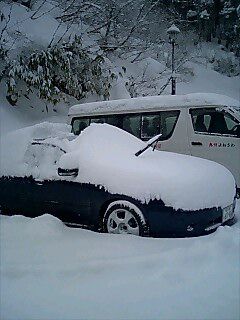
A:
[1, 36, 112, 105]
[212, 51, 240, 77]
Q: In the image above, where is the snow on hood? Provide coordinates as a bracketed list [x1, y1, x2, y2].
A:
[59, 124, 236, 210]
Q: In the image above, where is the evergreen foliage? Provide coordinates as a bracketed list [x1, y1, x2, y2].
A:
[166, 0, 240, 56]
[1, 36, 111, 105]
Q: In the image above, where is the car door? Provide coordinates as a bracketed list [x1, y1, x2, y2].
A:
[188, 107, 240, 188]
[23, 141, 92, 224]
[39, 179, 93, 226]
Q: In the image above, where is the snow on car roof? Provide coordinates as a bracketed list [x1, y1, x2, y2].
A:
[68, 93, 240, 117]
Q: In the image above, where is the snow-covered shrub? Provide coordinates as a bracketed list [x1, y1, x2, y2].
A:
[212, 53, 240, 77]
[1, 36, 112, 105]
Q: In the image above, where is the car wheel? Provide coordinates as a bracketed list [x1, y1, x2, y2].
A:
[103, 200, 149, 236]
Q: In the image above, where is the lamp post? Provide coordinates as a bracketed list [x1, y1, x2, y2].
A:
[167, 24, 180, 95]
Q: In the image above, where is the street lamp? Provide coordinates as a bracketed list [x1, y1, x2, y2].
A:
[167, 24, 180, 95]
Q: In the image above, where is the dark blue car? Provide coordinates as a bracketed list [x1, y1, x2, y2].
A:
[0, 123, 236, 237]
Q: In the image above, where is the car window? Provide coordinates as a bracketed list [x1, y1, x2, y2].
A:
[122, 114, 141, 137]
[72, 118, 90, 135]
[24, 142, 65, 172]
[190, 108, 239, 136]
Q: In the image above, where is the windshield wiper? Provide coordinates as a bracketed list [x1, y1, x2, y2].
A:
[135, 134, 162, 157]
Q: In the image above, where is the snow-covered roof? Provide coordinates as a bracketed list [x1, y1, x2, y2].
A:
[68, 93, 240, 117]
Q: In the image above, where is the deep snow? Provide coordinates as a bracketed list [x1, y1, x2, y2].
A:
[0, 200, 239, 320]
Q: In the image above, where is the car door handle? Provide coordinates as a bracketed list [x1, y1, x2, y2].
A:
[191, 141, 202, 146]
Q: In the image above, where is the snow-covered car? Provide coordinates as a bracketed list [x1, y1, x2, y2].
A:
[0, 122, 237, 237]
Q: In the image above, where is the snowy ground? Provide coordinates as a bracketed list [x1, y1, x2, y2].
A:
[0, 200, 239, 320]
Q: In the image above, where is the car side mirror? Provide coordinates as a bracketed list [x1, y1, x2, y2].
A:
[58, 168, 79, 177]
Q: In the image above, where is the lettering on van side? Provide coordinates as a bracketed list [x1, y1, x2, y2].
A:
[209, 142, 235, 148]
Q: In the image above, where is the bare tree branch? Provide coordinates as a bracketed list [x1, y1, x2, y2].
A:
[0, 4, 13, 42]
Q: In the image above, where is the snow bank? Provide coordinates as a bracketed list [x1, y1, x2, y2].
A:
[59, 124, 235, 210]
[0, 102, 32, 135]
[178, 62, 240, 101]
[1, 202, 239, 320]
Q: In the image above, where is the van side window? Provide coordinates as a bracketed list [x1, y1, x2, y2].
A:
[190, 108, 240, 136]
[123, 114, 141, 137]
[140, 111, 179, 141]
[224, 113, 239, 131]
[160, 110, 180, 140]
[72, 118, 90, 135]
[107, 115, 123, 129]
[141, 114, 160, 140]
[90, 117, 107, 124]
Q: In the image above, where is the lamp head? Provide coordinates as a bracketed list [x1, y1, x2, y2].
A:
[167, 24, 180, 40]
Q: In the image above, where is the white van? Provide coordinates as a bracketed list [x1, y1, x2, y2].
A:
[68, 93, 240, 190]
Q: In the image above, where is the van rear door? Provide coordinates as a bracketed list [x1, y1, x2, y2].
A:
[188, 107, 240, 188]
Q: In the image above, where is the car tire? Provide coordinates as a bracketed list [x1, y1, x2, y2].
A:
[103, 200, 149, 236]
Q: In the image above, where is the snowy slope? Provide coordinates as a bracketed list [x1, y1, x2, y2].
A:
[178, 62, 240, 100]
